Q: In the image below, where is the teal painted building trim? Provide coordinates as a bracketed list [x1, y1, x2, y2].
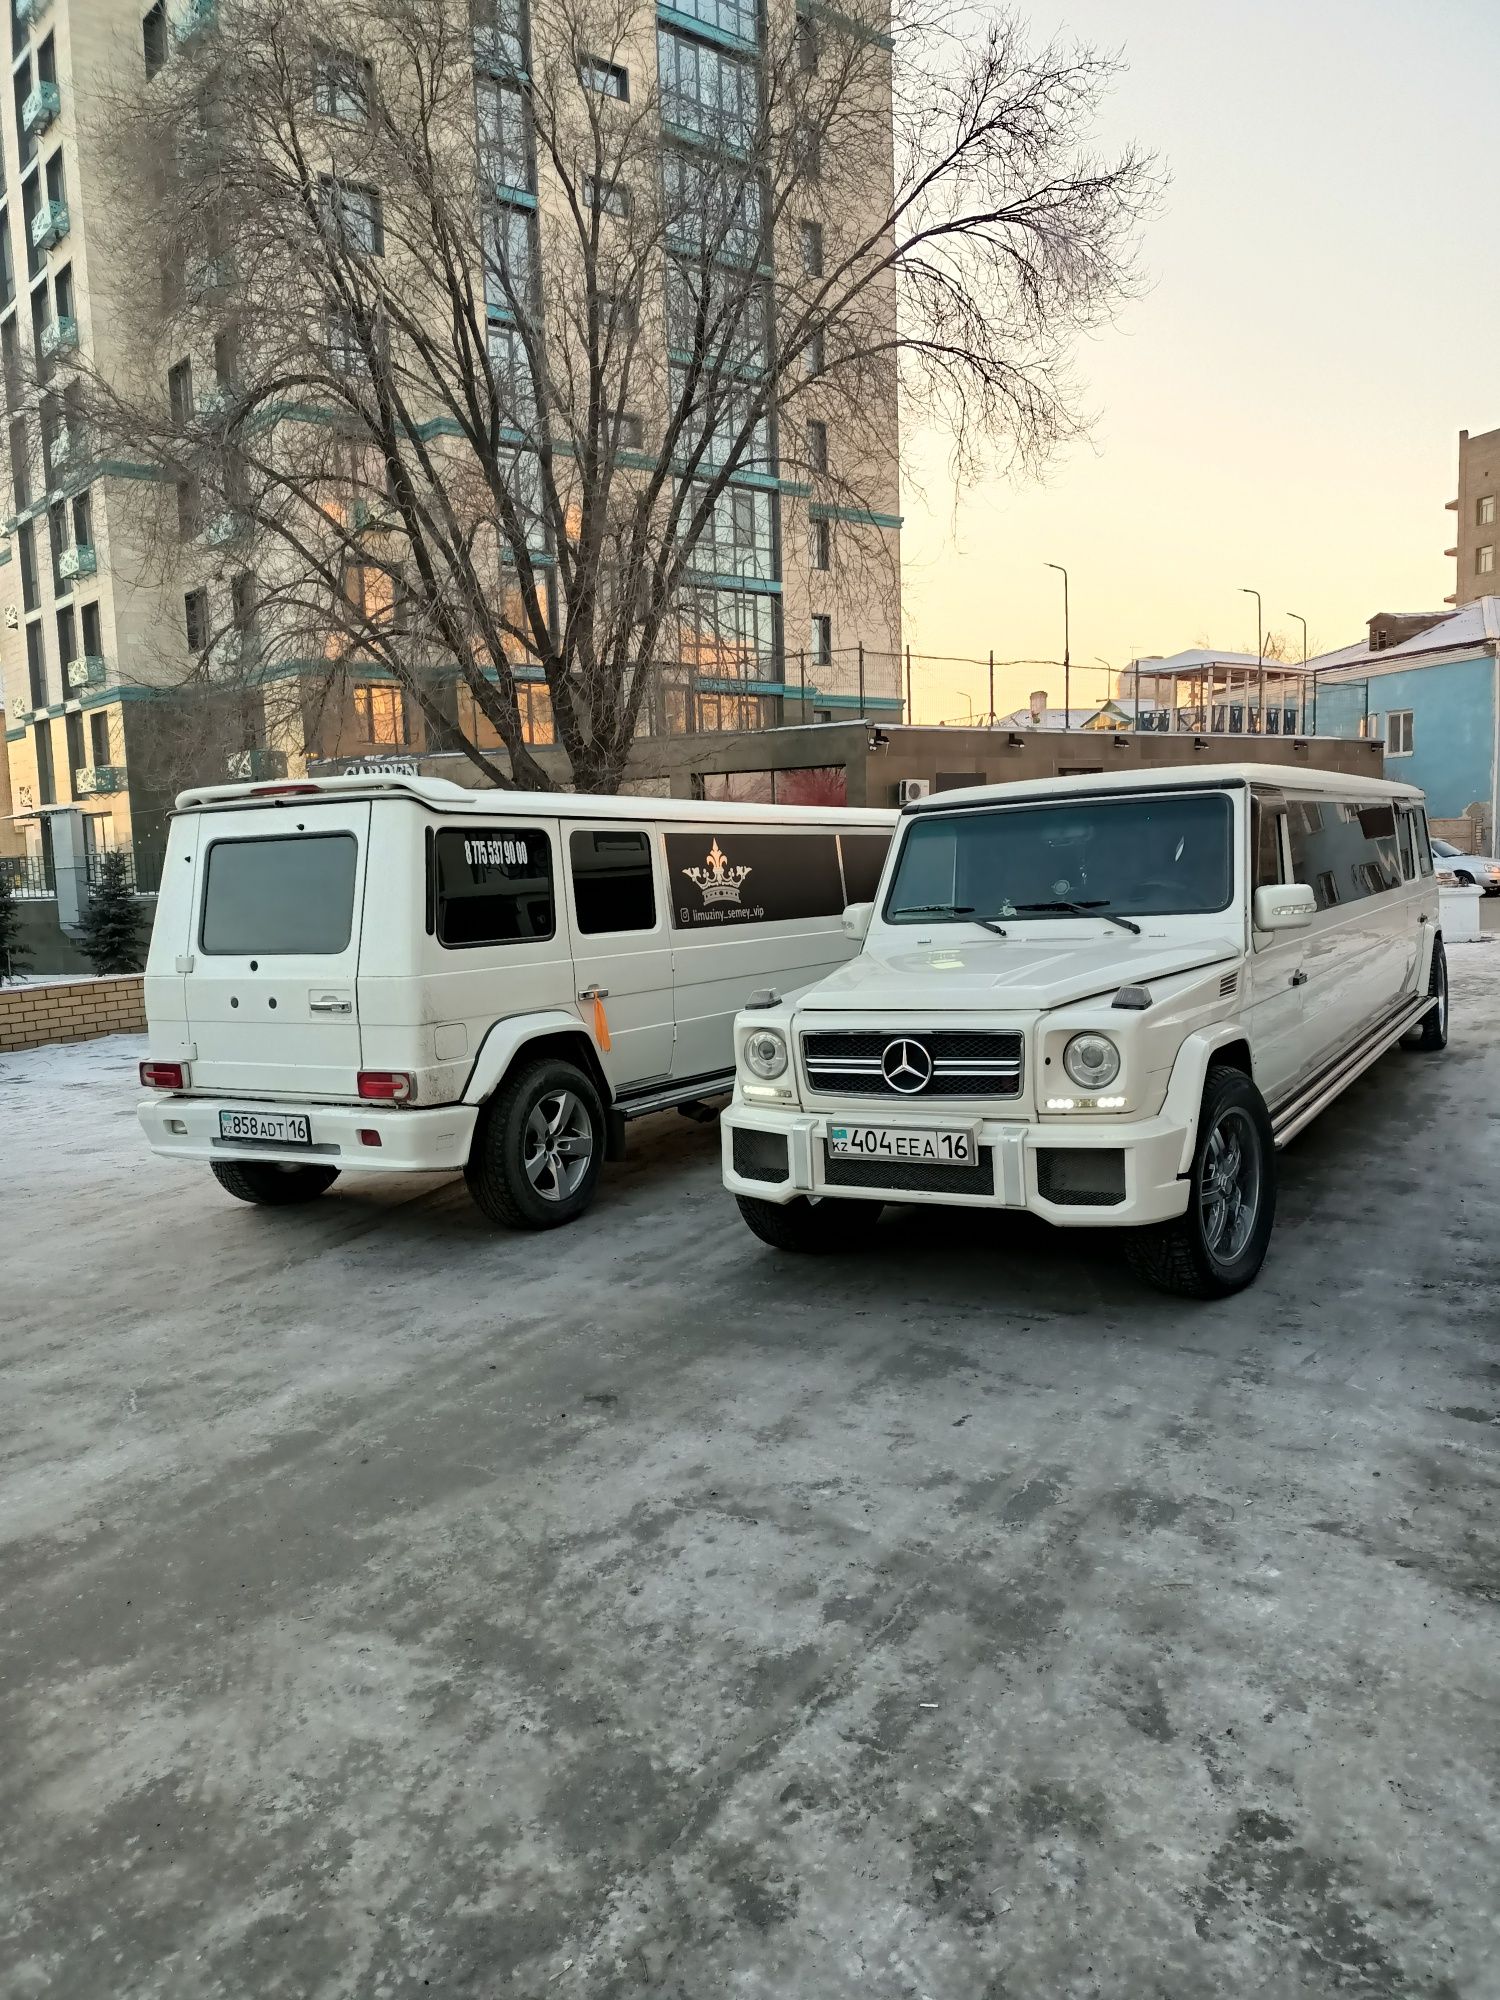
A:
[809, 501, 903, 530]
[656, 5, 759, 58]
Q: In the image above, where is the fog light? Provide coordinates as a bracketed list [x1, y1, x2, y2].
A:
[358, 1128, 383, 1147]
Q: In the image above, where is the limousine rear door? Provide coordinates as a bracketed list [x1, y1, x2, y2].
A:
[562, 824, 675, 1090]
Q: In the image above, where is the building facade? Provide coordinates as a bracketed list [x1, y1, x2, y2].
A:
[1446, 426, 1500, 607]
[0, 0, 903, 876]
[1311, 597, 1500, 840]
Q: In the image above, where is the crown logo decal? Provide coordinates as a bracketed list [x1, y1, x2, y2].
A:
[682, 837, 752, 906]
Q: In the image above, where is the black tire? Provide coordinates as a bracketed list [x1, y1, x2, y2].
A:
[1126, 1068, 1276, 1300]
[465, 1056, 605, 1230]
[1454, 870, 1476, 888]
[1409, 936, 1449, 1052]
[211, 1160, 340, 1206]
[735, 1192, 883, 1253]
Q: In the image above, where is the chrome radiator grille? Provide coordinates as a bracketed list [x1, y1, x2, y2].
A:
[801, 1029, 1024, 1100]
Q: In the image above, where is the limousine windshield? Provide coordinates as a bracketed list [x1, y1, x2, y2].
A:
[885, 792, 1235, 924]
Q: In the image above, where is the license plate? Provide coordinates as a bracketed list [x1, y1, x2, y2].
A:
[218, 1110, 312, 1146]
[827, 1124, 975, 1164]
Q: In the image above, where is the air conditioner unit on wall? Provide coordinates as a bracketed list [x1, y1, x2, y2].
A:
[897, 778, 931, 805]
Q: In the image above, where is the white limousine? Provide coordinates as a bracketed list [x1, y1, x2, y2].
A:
[720, 764, 1448, 1297]
[137, 774, 894, 1227]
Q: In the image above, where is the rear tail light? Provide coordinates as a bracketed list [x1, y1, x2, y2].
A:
[357, 1071, 413, 1103]
[140, 1060, 187, 1090]
[249, 783, 321, 796]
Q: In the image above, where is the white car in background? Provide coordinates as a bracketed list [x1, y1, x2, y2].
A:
[1431, 837, 1500, 893]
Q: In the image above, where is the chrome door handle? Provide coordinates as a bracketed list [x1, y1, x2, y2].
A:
[578, 984, 610, 1001]
[310, 996, 352, 1014]
[1290, 971, 1308, 987]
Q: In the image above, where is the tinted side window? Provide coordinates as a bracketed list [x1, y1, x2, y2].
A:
[1396, 810, 1415, 880]
[1415, 809, 1434, 877]
[569, 828, 657, 934]
[1287, 799, 1402, 910]
[664, 829, 845, 928]
[433, 826, 553, 947]
[1251, 795, 1284, 889]
[201, 834, 357, 955]
[840, 831, 892, 903]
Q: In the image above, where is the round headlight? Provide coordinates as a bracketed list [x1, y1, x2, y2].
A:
[1063, 1032, 1120, 1090]
[744, 1029, 788, 1080]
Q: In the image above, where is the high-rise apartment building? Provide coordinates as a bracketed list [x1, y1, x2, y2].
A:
[0, 0, 902, 872]
[1446, 425, 1500, 607]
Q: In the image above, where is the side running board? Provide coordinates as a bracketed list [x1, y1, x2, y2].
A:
[1270, 997, 1434, 1148]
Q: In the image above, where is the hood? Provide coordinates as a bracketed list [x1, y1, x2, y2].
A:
[798, 931, 1243, 1014]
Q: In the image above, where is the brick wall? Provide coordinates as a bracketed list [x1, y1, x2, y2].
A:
[0, 976, 147, 1052]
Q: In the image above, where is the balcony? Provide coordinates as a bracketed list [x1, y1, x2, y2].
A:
[58, 543, 97, 583]
[74, 765, 125, 796]
[21, 81, 60, 138]
[30, 200, 69, 252]
[186, 256, 233, 301]
[176, 0, 218, 42]
[65, 654, 107, 693]
[197, 382, 236, 421]
[201, 511, 248, 547]
[225, 747, 288, 781]
[46, 424, 81, 473]
[40, 313, 79, 361]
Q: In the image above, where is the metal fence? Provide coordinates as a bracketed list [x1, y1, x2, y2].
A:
[85, 846, 164, 897]
[0, 852, 55, 898]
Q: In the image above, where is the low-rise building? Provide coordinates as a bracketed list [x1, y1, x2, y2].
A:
[1446, 427, 1500, 605]
[1310, 597, 1500, 842]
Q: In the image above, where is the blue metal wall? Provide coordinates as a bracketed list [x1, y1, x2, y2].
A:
[1314, 655, 1496, 817]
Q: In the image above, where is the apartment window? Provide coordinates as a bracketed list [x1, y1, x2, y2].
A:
[34, 717, 55, 804]
[354, 683, 407, 745]
[794, 121, 821, 178]
[10, 416, 29, 508]
[806, 418, 827, 473]
[662, 151, 760, 262]
[53, 262, 72, 324]
[809, 517, 830, 570]
[1477, 544, 1494, 576]
[37, 32, 56, 86]
[231, 571, 257, 637]
[143, 2, 168, 80]
[484, 205, 537, 316]
[45, 150, 65, 214]
[685, 482, 775, 582]
[610, 410, 644, 451]
[90, 710, 110, 764]
[319, 178, 384, 255]
[810, 613, 831, 665]
[797, 13, 818, 71]
[168, 357, 194, 426]
[64, 709, 84, 791]
[81, 600, 101, 658]
[798, 219, 823, 278]
[184, 587, 209, 653]
[72, 490, 92, 551]
[477, 78, 531, 194]
[1385, 709, 1414, 757]
[657, 28, 755, 148]
[578, 55, 628, 99]
[313, 46, 370, 120]
[17, 520, 38, 611]
[599, 291, 638, 338]
[583, 174, 630, 220]
[26, 619, 46, 708]
[804, 329, 825, 378]
[0, 211, 13, 310]
[213, 327, 238, 388]
[1479, 495, 1495, 527]
[56, 604, 74, 668]
[327, 310, 366, 376]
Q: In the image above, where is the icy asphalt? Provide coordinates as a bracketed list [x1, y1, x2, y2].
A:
[2, 950, 1499, 2000]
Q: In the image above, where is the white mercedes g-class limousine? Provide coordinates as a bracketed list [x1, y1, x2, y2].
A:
[721, 764, 1448, 1297]
[136, 773, 893, 1229]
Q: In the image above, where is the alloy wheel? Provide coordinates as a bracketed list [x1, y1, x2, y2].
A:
[1200, 1106, 1261, 1263]
[523, 1089, 594, 1200]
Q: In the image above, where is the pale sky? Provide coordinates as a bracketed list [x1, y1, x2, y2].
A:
[899, 0, 1500, 723]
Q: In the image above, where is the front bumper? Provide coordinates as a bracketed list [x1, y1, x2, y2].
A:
[721, 1100, 1192, 1227]
[138, 1095, 478, 1175]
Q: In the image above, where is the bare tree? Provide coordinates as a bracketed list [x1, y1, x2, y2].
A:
[76, 0, 1156, 792]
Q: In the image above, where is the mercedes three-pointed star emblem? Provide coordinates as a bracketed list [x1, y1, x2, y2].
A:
[881, 1038, 933, 1093]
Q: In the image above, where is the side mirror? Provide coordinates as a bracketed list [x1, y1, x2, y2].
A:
[1253, 882, 1316, 932]
[840, 901, 874, 942]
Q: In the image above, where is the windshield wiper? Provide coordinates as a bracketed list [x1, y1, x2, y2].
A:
[1010, 900, 1141, 935]
[890, 902, 1008, 937]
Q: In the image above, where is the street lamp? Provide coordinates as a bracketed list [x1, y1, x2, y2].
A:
[1046, 563, 1070, 727]
[1288, 611, 1309, 734]
[1241, 587, 1263, 731]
